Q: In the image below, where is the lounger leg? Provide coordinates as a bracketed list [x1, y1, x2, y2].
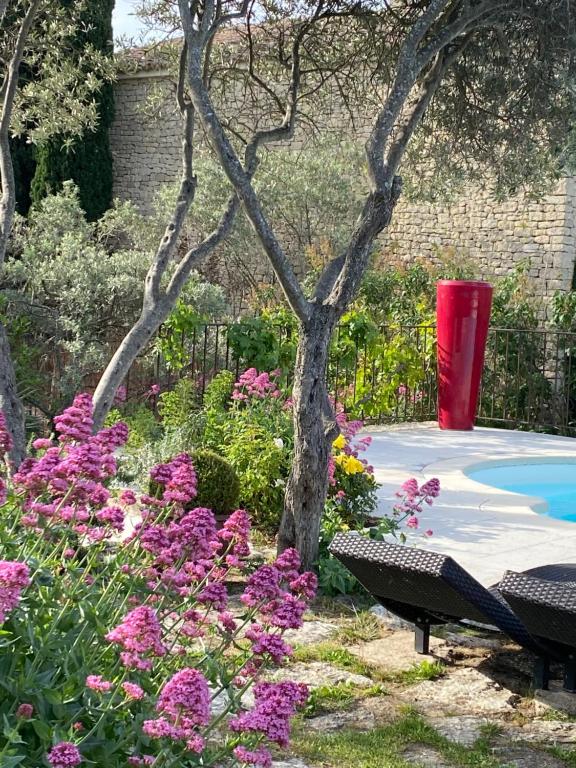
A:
[414, 623, 430, 655]
[563, 658, 576, 693]
[534, 657, 550, 691]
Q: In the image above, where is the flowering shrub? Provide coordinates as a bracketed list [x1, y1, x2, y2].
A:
[328, 404, 377, 526]
[202, 369, 378, 533]
[0, 395, 315, 767]
[317, 476, 440, 596]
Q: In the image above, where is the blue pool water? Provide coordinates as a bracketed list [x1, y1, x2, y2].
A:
[467, 462, 576, 522]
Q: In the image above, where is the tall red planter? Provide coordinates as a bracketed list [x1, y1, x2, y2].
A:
[436, 280, 493, 430]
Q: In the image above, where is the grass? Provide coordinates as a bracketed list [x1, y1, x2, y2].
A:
[292, 711, 505, 768]
[292, 642, 446, 687]
[292, 642, 378, 679]
[386, 660, 446, 685]
[304, 682, 388, 716]
[549, 746, 576, 766]
[334, 611, 383, 644]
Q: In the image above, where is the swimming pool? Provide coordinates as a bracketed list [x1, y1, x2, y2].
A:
[467, 461, 576, 522]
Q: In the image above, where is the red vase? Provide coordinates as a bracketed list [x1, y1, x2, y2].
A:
[436, 280, 493, 430]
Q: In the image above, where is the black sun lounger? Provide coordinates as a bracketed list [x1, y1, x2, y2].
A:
[499, 566, 576, 692]
[329, 532, 576, 691]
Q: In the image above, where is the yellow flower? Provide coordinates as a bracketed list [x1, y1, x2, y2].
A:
[345, 457, 365, 475]
[332, 434, 346, 450]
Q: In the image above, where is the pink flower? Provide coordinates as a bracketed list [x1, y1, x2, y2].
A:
[156, 668, 211, 727]
[241, 565, 282, 606]
[16, 703, 33, 719]
[96, 505, 125, 531]
[406, 515, 419, 529]
[47, 742, 82, 768]
[246, 626, 292, 664]
[289, 571, 317, 600]
[122, 682, 145, 700]
[53, 393, 93, 443]
[0, 411, 13, 455]
[0, 476, 6, 506]
[120, 489, 137, 505]
[425, 529, 433, 537]
[32, 437, 53, 451]
[106, 606, 166, 668]
[86, 675, 112, 693]
[114, 385, 127, 405]
[0, 560, 30, 623]
[148, 384, 161, 397]
[234, 745, 272, 767]
[230, 681, 308, 747]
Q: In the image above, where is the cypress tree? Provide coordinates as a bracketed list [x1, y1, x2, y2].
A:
[31, 0, 115, 221]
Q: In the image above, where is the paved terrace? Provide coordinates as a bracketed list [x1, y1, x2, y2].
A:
[363, 424, 576, 586]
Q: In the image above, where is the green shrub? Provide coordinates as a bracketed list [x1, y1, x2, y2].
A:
[158, 378, 199, 429]
[190, 449, 240, 515]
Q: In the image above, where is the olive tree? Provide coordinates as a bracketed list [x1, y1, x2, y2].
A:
[95, 0, 576, 568]
[0, 0, 114, 463]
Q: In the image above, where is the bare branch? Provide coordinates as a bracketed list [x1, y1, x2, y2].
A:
[365, 0, 452, 190]
[144, 102, 196, 304]
[179, 0, 312, 321]
[383, 39, 469, 184]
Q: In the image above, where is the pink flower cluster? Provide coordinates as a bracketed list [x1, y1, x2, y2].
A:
[230, 680, 309, 758]
[240, 548, 317, 667]
[148, 453, 197, 508]
[393, 477, 440, 535]
[105, 605, 166, 671]
[0, 411, 13, 456]
[0, 560, 30, 623]
[46, 742, 82, 768]
[12, 394, 129, 541]
[143, 668, 210, 753]
[232, 368, 282, 401]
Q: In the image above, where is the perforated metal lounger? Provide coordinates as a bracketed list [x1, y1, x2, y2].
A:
[329, 532, 576, 691]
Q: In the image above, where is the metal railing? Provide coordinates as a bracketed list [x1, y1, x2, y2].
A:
[139, 323, 576, 437]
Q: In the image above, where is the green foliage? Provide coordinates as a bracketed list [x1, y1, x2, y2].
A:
[105, 405, 162, 451]
[154, 281, 229, 372]
[190, 449, 240, 515]
[3, 184, 226, 416]
[157, 378, 199, 429]
[331, 309, 432, 420]
[201, 371, 293, 531]
[392, 660, 445, 685]
[203, 370, 235, 412]
[30, 0, 115, 220]
[227, 310, 298, 373]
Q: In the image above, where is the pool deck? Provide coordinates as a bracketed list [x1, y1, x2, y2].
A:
[363, 423, 576, 586]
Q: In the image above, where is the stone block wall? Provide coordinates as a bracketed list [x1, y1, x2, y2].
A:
[383, 179, 576, 317]
[110, 72, 576, 317]
[110, 73, 183, 211]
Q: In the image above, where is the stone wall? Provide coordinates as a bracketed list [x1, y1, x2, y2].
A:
[383, 178, 576, 316]
[110, 72, 576, 316]
[110, 72, 182, 211]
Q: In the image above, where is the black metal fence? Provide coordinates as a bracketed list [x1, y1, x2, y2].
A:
[147, 323, 576, 437]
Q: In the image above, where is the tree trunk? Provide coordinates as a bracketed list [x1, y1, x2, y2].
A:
[279, 310, 338, 571]
[92, 308, 168, 430]
[0, 320, 26, 465]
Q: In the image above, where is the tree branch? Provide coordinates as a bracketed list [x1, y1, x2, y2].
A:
[383, 39, 469, 183]
[365, 0, 451, 190]
[179, 0, 311, 322]
[0, 0, 42, 267]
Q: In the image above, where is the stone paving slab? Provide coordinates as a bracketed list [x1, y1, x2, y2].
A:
[270, 661, 375, 689]
[400, 667, 521, 715]
[350, 630, 448, 673]
[403, 745, 452, 767]
[284, 620, 339, 646]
